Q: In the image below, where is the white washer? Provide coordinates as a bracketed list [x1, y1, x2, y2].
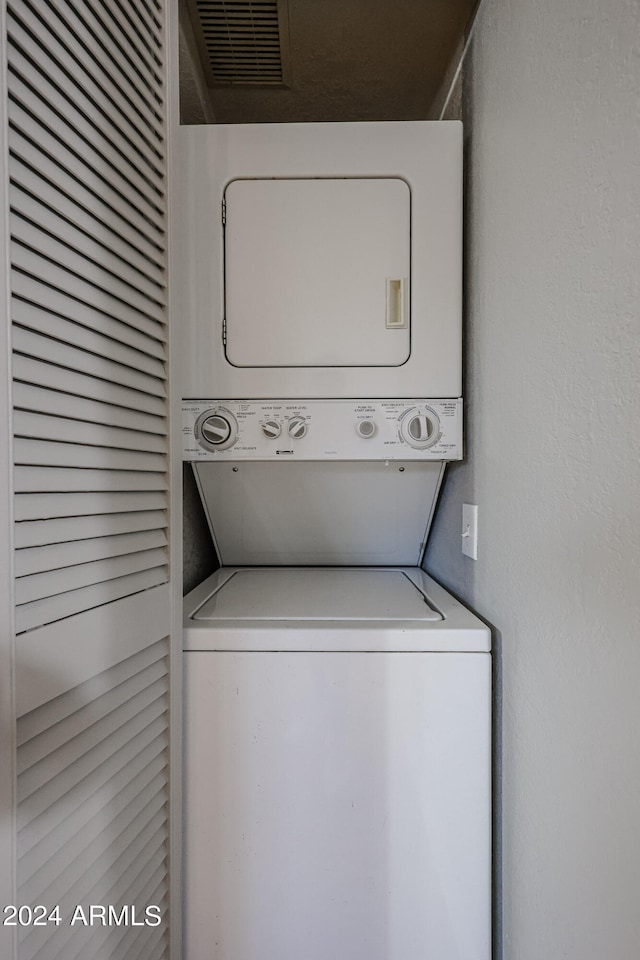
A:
[183, 567, 491, 960]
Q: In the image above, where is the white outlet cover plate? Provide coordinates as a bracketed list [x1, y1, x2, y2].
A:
[462, 503, 478, 560]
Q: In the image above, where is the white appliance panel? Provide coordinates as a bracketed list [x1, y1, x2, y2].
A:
[193, 460, 444, 566]
[175, 121, 462, 399]
[224, 178, 411, 367]
[182, 398, 462, 461]
[183, 648, 491, 960]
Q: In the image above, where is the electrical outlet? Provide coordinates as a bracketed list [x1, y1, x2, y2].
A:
[462, 503, 478, 559]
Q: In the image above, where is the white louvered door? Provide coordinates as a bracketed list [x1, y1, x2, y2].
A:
[1, 1, 177, 957]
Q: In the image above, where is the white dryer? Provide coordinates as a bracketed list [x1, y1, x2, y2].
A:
[174, 121, 462, 401]
[183, 567, 491, 960]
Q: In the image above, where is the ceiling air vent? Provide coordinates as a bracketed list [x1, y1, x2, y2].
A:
[189, 0, 291, 87]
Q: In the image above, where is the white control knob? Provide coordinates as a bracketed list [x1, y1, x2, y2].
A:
[400, 408, 440, 449]
[408, 415, 432, 443]
[195, 410, 238, 451]
[202, 415, 231, 445]
[356, 419, 377, 438]
[288, 416, 307, 439]
[262, 420, 282, 439]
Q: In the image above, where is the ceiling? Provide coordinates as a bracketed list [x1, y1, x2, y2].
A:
[179, 0, 478, 124]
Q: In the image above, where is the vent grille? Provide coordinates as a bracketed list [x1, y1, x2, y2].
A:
[191, 0, 290, 86]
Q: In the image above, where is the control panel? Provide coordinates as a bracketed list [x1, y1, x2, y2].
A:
[182, 399, 462, 461]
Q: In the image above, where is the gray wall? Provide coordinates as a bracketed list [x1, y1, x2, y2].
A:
[424, 0, 640, 956]
[183, 464, 218, 595]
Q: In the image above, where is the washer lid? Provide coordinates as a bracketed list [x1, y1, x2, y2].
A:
[193, 568, 442, 622]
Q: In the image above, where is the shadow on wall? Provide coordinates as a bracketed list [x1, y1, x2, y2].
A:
[183, 463, 218, 594]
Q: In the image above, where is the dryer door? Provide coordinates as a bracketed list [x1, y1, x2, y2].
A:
[224, 178, 410, 368]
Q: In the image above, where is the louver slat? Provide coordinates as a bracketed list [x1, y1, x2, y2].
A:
[12, 328, 166, 396]
[15, 567, 168, 633]
[10, 181, 165, 302]
[101, 887, 166, 960]
[8, 101, 164, 253]
[15, 511, 168, 549]
[19, 720, 167, 849]
[13, 391, 165, 435]
[15, 548, 168, 606]
[8, 7, 164, 177]
[7, 16, 165, 193]
[8, 0, 166, 631]
[13, 0, 164, 138]
[18, 655, 167, 760]
[15, 491, 167, 522]
[7, 63, 164, 222]
[14, 412, 167, 453]
[20, 760, 166, 885]
[14, 467, 167, 494]
[60, 878, 168, 960]
[18, 683, 168, 803]
[13, 356, 166, 415]
[14, 441, 166, 473]
[85, 0, 164, 81]
[18, 728, 168, 855]
[50, 0, 164, 118]
[108, 0, 164, 58]
[16, 641, 169, 959]
[20, 820, 167, 960]
[10, 155, 166, 287]
[11, 217, 165, 319]
[18, 717, 167, 856]
[12, 299, 166, 378]
[11, 246, 166, 341]
[10, 286, 166, 359]
[21, 772, 167, 896]
[16, 530, 168, 577]
[21, 819, 169, 960]
[7, 76, 164, 235]
[18, 642, 167, 745]
[12, 327, 165, 395]
[10, 0, 171, 952]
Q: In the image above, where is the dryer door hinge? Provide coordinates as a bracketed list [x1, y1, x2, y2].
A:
[222, 318, 227, 346]
[221, 198, 226, 225]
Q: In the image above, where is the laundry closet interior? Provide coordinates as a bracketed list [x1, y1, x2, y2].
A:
[175, 43, 491, 960]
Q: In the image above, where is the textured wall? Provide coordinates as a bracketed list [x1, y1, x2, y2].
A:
[184, 0, 477, 124]
[424, 0, 640, 956]
[178, 2, 215, 124]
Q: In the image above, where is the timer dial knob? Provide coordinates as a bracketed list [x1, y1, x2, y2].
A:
[202, 415, 231, 445]
[408, 415, 432, 443]
[261, 420, 282, 439]
[287, 416, 307, 440]
[400, 408, 440, 449]
[195, 409, 238, 451]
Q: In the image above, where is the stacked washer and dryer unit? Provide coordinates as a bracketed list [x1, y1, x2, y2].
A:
[177, 122, 491, 960]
